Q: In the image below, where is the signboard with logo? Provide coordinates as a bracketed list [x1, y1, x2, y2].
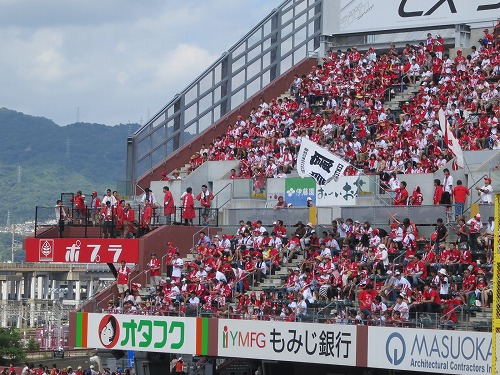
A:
[335, 0, 499, 34]
[367, 326, 492, 375]
[285, 177, 316, 207]
[218, 319, 357, 366]
[74, 313, 199, 354]
[25, 238, 139, 263]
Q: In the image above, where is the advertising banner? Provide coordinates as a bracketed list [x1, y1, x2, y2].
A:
[74, 313, 199, 354]
[337, 0, 499, 34]
[285, 177, 316, 207]
[315, 176, 359, 207]
[367, 326, 492, 375]
[25, 238, 139, 263]
[218, 319, 357, 366]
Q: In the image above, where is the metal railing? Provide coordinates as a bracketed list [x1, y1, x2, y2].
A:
[463, 173, 489, 216]
[93, 304, 488, 331]
[191, 226, 210, 254]
[213, 182, 232, 210]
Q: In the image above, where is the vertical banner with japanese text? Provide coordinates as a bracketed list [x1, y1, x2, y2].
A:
[297, 138, 350, 185]
[285, 177, 316, 207]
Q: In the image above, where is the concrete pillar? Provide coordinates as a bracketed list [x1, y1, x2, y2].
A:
[42, 275, 50, 299]
[75, 281, 81, 302]
[67, 281, 74, 300]
[51, 280, 57, 300]
[16, 281, 22, 301]
[29, 275, 36, 299]
[0, 281, 7, 300]
[29, 302, 36, 327]
[36, 276, 43, 299]
[88, 277, 94, 298]
[455, 24, 471, 49]
[9, 280, 16, 300]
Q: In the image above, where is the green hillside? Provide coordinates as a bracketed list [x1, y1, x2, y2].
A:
[0, 107, 140, 225]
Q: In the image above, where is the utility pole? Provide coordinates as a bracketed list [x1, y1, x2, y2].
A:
[11, 224, 15, 262]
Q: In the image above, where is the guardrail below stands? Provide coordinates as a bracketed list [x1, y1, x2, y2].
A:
[340, 205, 449, 226]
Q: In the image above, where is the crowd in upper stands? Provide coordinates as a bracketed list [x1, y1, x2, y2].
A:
[165, 24, 500, 181]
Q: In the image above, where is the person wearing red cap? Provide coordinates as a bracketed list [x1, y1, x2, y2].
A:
[165, 241, 177, 278]
[454, 49, 467, 72]
[475, 177, 493, 204]
[482, 28, 493, 45]
[160, 171, 169, 181]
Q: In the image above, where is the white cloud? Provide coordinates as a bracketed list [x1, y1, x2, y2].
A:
[0, 0, 276, 125]
[155, 44, 219, 87]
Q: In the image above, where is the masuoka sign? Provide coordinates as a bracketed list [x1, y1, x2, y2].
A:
[367, 326, 492, 375]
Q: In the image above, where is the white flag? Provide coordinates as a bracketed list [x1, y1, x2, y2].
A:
[438, 109, 464, 169]
[297, 137, 350, 185]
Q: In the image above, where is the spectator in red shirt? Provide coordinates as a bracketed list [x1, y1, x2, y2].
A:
[117, 260, 131, 300]
[452, 179, 470, 218]
[409, 185, 423, 205]
[358, 283, 378, 318]
[460, 268, 477, 306]
[440, 300, 457, 325]
[433, 179, 443, 205]
[393, 181, 409, 206]
[70, 190, 86, 225]
[421, 282, 441, 313]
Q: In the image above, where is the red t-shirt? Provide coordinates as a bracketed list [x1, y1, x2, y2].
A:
[423, 288, 441, 305]
[117, 266, 130, 284]
[358, 289, 377, 311]
[453, 185, 470, 203]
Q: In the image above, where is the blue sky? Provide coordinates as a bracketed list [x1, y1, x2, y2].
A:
[0, 0, 276, 125]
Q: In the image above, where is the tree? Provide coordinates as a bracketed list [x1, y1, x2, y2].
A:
[26, 338, 40, 352]
[0, 327, 25, 365]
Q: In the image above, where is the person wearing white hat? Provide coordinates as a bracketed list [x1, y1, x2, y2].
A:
[438, 268, 449, 299]
[379, 269, 396, 301]
[374, 243, 389, 272]
[175, 357, 184, 374]
[306, 197, 314, 207]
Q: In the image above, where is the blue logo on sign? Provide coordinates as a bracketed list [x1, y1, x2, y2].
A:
[386, 332, 406, 365]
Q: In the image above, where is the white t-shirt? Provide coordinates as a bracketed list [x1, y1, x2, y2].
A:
[479, 184, 493, 204]
[172, 258, 184, 278]
[443, 175, 454, 194]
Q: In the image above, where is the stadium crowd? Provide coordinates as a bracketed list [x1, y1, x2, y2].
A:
[109, 211, 494, 328]
[160, 26, 500, 182]
[92, 32, 500, 329]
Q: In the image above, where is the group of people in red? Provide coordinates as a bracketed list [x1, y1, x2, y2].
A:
[62, 189, 137, 238]
[106, 209, 493, 327]
[171, 25, 500, 188]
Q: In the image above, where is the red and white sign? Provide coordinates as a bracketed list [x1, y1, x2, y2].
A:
[25, 238, 139, 263]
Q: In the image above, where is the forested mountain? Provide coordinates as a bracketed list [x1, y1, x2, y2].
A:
[0, 107, 140, 225]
